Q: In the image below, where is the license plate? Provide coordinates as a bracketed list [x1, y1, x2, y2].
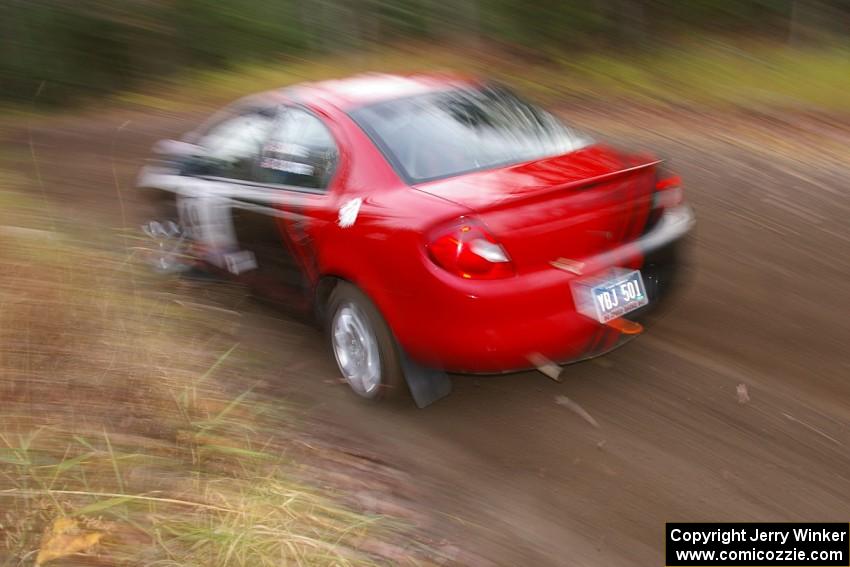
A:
[571, 269, 649, 323]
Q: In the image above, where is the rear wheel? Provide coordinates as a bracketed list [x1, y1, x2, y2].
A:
[326, 282, 407, 401]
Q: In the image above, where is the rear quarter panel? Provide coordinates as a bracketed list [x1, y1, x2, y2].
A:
[317, 185, 470, 349]
[308, 103, 472, 356]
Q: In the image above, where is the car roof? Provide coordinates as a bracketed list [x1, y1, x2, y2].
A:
[287, 73, 479, 111]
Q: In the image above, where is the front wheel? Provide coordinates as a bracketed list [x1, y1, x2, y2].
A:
[141, 218, 192, 274]
[326, 282, 407, 401]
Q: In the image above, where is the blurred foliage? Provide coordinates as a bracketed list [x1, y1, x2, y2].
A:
[1, 0, 849, 106]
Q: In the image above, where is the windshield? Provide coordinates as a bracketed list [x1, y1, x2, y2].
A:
[349, 85, 591, 183]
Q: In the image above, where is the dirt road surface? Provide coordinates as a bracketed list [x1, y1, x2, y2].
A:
[5, 102, 850, 566]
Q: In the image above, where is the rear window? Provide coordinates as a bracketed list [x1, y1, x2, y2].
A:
[348, 85, 591, 183]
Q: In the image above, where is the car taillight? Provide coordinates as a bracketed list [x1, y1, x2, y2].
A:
[653, 165, 684, 209]
[427, 220, 515, 280]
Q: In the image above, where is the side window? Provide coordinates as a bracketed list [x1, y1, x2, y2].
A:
[196, 108, 276, 180]
[258, 108, 338, 190]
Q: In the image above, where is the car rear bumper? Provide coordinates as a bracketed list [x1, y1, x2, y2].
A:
[392, 205, 695, 373]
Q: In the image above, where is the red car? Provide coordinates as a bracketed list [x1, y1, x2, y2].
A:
[138, 73, 694, 406]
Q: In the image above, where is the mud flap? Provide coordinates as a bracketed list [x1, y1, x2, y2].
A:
[399, 350, 452, 408]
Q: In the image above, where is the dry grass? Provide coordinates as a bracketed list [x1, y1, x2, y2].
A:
[0, 181, 421, 565]
[109, 41, 850, 115]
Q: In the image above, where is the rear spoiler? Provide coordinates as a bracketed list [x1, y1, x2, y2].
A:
[483, 159, 663, 212]
[540, 159, 662, 194]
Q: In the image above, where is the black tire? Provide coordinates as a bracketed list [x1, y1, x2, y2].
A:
[325, 282, 408, 401]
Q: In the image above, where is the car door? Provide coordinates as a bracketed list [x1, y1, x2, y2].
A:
[175, 104, 278, 272]
[227, 106, 340, 310]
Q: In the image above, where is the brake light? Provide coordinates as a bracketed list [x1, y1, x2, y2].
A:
[653, 165, 684, 209]
[427, 220, 515, 280]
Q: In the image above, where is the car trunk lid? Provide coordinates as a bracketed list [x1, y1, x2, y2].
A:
[414, 145, 658, 273]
